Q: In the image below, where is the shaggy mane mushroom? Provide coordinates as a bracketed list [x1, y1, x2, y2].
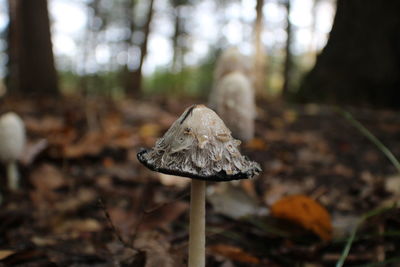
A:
[137, 104, 261, 267]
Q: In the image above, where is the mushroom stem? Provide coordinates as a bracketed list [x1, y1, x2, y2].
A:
[7, 160, 19, 191]
[188, 179, 206, 267]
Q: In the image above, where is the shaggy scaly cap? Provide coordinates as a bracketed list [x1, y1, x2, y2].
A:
[137, 105, 261, 181]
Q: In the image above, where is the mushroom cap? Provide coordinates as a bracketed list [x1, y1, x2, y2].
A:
[214, 47, 252, 81]
[0, 112, 26, 162]
[209, 47, 253, 110]
[137, 105, 261, 181]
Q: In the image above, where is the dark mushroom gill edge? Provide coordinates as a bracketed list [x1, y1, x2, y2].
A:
[137, 148, 261, 182]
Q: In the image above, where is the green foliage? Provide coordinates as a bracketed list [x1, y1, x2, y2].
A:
[143, 56, 215, 98]
[58, 70, 124, 98]
[57, 52, 217, 99]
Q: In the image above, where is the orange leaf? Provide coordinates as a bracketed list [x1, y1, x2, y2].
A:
[271, 195, 332, 241]
[0, 250, 15, 260]
[208, 244, 260, 264]
[245, 138, 267, 151]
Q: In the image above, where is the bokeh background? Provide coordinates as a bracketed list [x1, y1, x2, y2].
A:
[0, 0, 337, 99]
[0, 1, 400, 266]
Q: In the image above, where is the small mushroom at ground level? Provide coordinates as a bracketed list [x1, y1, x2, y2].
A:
[137, 104, 261, 267]
[215, 71, 256, 142]
[0, 112, 26, 191]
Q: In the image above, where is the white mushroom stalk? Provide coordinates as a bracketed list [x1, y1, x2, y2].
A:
[0, 112, 26, 191]
[137, 105, 261, 267]
[7, 160, 19, 191]
[189, 179, 205, 267]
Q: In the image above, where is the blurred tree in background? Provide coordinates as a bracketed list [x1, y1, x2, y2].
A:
[281, 0, 293, 97]
[2, 0, 397, 108]
[6, 0, 58, 95]
[128, 0, 154, 96]
[297, 0, 400, 108]
[253, 0, 267, 96]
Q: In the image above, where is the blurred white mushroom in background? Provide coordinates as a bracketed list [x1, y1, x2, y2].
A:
[215, 71, 256, 142]
[0, 112, 26, 191]
[209, 47, 256, 142]
[208, 47, 254, 110]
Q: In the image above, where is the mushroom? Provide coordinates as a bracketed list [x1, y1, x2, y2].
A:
[0, 112, 26, 191]
[208, 48, 257, 141]
[209, 47, 253, 110]
[215, 71, 256, 141]
[137, 104, 261, 267]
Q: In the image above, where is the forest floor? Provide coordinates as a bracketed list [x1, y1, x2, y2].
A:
[0, 96, 399, 267]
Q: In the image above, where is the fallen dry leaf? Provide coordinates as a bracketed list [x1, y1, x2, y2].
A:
[19, 139, 48, 165]
[140, 201, 189, 231]
[31, 236, 58, 246]
[245, 138, 268, 151]
[0, 250, 15, 260]
[134, 232, 176, 267]
[208, 244, 260, 264]
[109, 128, 137, 149]
[108, 207, 138, 238]
[29, 163, 66, 204]
[24, 115, 64, 134]
[53, 218, 102, 234]
[63, 131, 108, 158]
[46, 126, 77, 147]
[241, 179, 258, 199]
[208, 183, 259, 219]
[332, 164, 354, 178]
[0, 249, 49, 266]
[271, 195, 333, 241]
[55, 188, 97, 212]
[385, 174, 400, 195]
[101, 111, 123, 136]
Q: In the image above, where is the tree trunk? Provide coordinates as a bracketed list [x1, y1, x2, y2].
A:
[282, 0, 293, 97]
[80, 0, 101, 95]
[122, 0, 136, 95]
[129, 0, 155, 95]
[7, 0, 58, 95]
[297, 0, 400, 108]
[172, 6, 183, 73]
[253, 0, 266, 96]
